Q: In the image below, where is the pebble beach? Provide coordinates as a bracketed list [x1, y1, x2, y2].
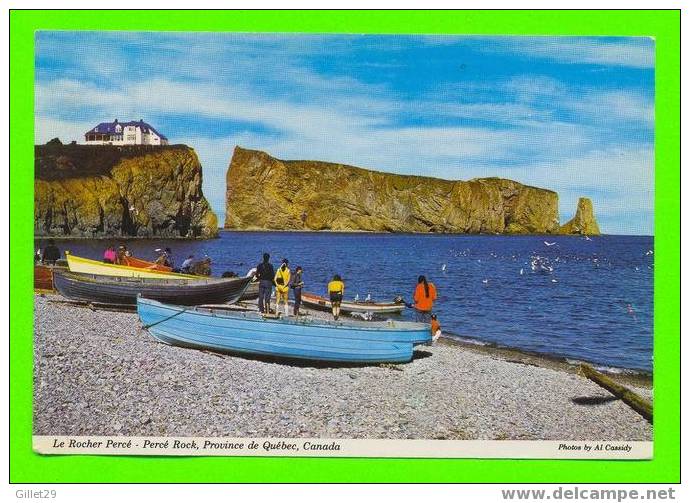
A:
[34, 293, 652, 441]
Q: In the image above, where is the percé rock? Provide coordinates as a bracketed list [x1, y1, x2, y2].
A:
[225, 146, 564, 234]
[559, 197, 601, 236]
[35, 143, 218, 238]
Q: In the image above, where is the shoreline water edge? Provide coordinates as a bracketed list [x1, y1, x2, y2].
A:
[34, 294, 652, 440]
[36, 232, 654, 373]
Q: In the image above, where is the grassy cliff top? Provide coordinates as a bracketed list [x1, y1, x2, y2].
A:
[35, 143, 193, 181]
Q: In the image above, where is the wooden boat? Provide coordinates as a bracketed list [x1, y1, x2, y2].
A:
[121, 255, 172, 272]
[54, 270, 251, 306]
[34, 264, 67, 291]
[301, 292, 406, 314]
[65, 252, 196, 279]
[137, 297, 430, 363]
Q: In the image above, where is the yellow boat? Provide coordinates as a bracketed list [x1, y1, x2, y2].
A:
[65, 252, 199, 280]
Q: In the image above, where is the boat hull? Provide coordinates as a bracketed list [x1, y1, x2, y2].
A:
[137, 297, 430, 363]
[302, 293, 405, 314]
[34, 264, 67, 291]
[54, 271, 251, 306]
[65, 252, 197, 279]
[239, 280, 260, 300]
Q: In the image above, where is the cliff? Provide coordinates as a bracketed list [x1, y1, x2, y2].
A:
[559, 197, 601, 235]
[35, 143, 218, 238]
[225, 147, 569, 234]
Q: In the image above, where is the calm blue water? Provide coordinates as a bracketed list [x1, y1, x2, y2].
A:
[43, 232, 654, 372]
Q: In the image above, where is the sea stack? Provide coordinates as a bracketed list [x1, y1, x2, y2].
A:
[224, 146, 562, 234]
[34, 142, 218, 238]
[559, 197, 601, 236]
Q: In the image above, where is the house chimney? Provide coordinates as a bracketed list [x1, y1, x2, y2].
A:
[114, 118, 118, 123]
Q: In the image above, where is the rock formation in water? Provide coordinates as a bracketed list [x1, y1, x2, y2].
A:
[35, 143, 218, 238]
[559, 197, 601, 236]
[225, 146, 582, 234]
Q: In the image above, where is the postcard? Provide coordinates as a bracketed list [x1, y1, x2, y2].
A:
[32, 32, 654, 459]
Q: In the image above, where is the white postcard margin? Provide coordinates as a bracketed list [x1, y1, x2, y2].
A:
[33, 436, 653, 459]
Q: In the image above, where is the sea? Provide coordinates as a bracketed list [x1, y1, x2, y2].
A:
[42, 232, 654, 374]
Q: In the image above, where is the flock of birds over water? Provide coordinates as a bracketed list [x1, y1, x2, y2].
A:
[436, 236, 653, 324]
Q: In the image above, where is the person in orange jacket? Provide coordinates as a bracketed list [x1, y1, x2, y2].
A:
[413, 275, 437, 323]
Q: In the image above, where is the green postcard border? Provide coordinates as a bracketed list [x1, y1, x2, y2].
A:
[10, 9, 680, 483]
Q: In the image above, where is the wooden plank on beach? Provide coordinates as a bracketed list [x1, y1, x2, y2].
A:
[580, 364, 653, 424]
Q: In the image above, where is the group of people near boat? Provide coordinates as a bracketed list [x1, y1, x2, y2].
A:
[250, 253, 442, 339]
[102, 245, 134, 265]
[101, 246, 210, 276]
[253, 254, 307, 317]
[35, 239, 442, 340]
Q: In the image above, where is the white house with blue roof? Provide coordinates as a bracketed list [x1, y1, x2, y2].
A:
[84, 119, 169, 146]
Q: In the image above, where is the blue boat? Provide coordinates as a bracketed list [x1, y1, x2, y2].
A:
[137, 297, 431, 364]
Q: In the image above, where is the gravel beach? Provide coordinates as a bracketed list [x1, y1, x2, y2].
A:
[34, 294, 652, 440]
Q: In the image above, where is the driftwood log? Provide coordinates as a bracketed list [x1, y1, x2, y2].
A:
[580, 364, 653, 423]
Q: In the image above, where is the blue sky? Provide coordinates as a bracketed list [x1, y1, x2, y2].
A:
[35, 32, 654, 235]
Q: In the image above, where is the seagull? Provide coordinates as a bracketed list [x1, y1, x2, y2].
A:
[482, 279, 489, 284]
[441, 263, 447, 272]
[544, 241, 556, 247]
[519, 268, 524, 275]
[365, 293, 371, 302]
[584, 235, 592, 241]
[645, 250, 654, 256]
[551, 279, 558, 283]
[354, 294, 359, 302]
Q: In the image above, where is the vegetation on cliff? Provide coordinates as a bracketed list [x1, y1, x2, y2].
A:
[225, 146, 582, 234]
[35, 143, 218, 238]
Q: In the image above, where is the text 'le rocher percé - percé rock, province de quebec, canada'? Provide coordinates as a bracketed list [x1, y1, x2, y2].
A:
[35, 142, 218, 238]
[224, 146, 600, 235]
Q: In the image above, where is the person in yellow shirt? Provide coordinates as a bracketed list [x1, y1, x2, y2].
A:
[327, 274, 345, 320]
[274, 258, 291, 317]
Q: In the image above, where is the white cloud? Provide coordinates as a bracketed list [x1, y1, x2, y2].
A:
[485, 37, 655, 69]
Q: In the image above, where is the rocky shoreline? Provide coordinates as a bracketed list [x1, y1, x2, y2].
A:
[34, 294, 652, 440]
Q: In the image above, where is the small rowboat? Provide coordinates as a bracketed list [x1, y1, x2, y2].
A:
[121, 255, 172, 272]
[301, 292, 406, 314]
[54, 270, 251, 306]
[65, 252, 197, 280]
[34, 264, 67, 291]
[137, 297, 430, 363]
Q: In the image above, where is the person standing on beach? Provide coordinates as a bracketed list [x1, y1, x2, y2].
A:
[328, 274, 345, 320]
[42, 239, 61, 265]
[413, 275, 437, 323]
[103, 246, 117, 264]
[154, 248, 168, 266]
[116, 245, 130, 265]
[164, 247, 175, 270]
[430, 314, 442, 343]
[290, 266, 304, 316]
[255, 253, 275, 314]
[274, 258, 291, 317]
[180, 255, 195, 274]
